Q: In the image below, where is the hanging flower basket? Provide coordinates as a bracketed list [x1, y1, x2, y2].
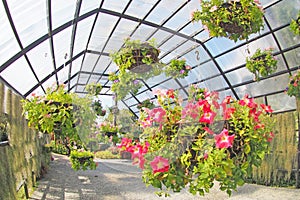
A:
[85, 82, 102, 96]
[288, 77, 300, 127]
[286, 70, 300, 99]
[191, 0, 264, 42]
[137, 99, 155, 110]
[290, 11, 300, 35]
[118, 86, 275, 197]
[129, 43, 160, 73]
[70, 150, 97, 171]
[164, 59, 192, 79]
[110, 38, 160, 74]
[246, 48, 278, 81]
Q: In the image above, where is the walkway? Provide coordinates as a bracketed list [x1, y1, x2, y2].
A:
[30, 154, 300, 200]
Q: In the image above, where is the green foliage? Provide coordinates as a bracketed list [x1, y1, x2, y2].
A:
[49, 141, 69, 155]
[137, 99, 155, 110]
[290, 11, 300, 35]
[21, 84, 96, 145]
[246, 48, 278, 81]
[92, 100, 106, 116]
[70, 150, 97, 171]
[110, 38, 159, 72]
[109, 38, 164, 100]
[191, 0, 264, 42]
[98, 121, 120, 133]
[164, 59, 191, 79]
[85, 82, 102, 96]
[94, 150, 121, 159]
[0, 112, 8, 141]
[286, 70, 300, 99]
[136, 86, 275, 196]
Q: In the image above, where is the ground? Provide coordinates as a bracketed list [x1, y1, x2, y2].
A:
[30, 153, 300, 200]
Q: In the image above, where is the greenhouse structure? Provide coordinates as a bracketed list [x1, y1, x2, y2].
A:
[0, 0, 300, 199]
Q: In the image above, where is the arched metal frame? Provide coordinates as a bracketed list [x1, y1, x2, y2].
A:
[0, 0, 299, 116]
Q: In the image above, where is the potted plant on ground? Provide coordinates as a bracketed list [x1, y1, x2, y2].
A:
[70, 149, 97, 171]
[245, 48, 278, 81]
[118, 85, 275, 197]
[290, 11, 300, 35]
[164, 59, 192, 79]
[191, 0, 264, 42]
[285, 70, 300, 112]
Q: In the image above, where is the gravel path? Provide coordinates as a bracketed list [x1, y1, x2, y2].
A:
[30, 154, 300, 200]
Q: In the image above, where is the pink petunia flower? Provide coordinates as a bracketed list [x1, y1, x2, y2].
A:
[182, 102, 199, 120]
[150, 156, 170, 174]
[185, 65, 192, 70]
[260, 104, 273, 113]
[239, 95, 257, 109]
[215, 129, 235, 149]
[150, 107, 166, 123]
[223, 107, 235, 120]
[199, 110, 216, 124]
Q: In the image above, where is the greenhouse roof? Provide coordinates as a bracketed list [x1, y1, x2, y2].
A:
[0, 0, 299, 117]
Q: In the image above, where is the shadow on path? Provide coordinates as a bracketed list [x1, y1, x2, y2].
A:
[30, 153, 300, 200]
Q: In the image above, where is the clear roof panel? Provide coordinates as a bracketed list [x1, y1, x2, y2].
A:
[0, 3, 20, 66]
[1, 57, 38, 95]
[51, 0, 77, 30]
[27, 40, 53, 82]
[7, 0, 48, 47]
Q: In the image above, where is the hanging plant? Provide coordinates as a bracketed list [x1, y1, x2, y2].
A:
[108, 72, 144, 100]
[85, 82, 102, 96]
[290, 11, 300, 35]
[92, 100, 106, 116]
[137, 99, 155, 110]
[191, 0, 264, 42]
[245, 48, 278, 81]
[286, 70, 300, 99]
[21, 84, 96, 155]
[164, 59, 192, 79]
[110, 38, 160, 73]
[118, 85, 275, 197]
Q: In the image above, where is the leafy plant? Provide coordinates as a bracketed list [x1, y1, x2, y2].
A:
[118, 85, 275, 197]
[164, 59, 192, 79]
[137, 99, 155, 110]
[21, 84, 96, 155]
[191, 0, 264, 42]
[110, 38, 160, 72]
[286, 70, 300, 99]
[85, 82, 102, 96]
[94, 150, 121, 159]
[290, 11, 300, 35]
[246, 48, 278, 81]
[92, 100, 106, 116]
[98, 121, 120, 133]
[70, 149, 97, 171]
